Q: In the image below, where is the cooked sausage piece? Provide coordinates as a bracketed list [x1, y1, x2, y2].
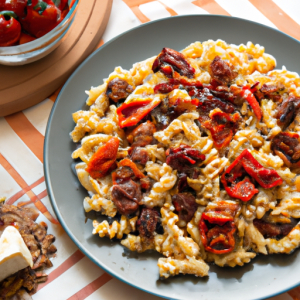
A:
[137, 208, 160, 239]
[172, 193, 197, 223]
[210, 56, 237, 85]
[253, 218, 295, 238]
[276, 96, 300, 129]
[271, 132, 300, 166]
[130, 147, 149, 165]
[127, 121, 157, 148]
[111, 180, 142, 215]
[106, 78, 134, 102]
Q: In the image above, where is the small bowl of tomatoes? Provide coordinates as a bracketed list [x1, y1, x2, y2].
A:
[0, 0, 79, 65]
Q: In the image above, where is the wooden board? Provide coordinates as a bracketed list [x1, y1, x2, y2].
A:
[0, 0, 112, 117]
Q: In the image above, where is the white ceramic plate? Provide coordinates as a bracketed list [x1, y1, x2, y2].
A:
[44, 15, 300, 300]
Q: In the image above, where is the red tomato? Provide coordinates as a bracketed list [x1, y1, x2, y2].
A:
[20, 1, 61, 38]
[0, 0, 27, 18]
[0, 12, 21, 46]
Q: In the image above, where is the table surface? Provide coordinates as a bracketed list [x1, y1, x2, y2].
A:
[1, 0, 300, 299]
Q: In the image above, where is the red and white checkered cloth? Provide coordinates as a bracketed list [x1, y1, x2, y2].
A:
[1, 0, 300, 299]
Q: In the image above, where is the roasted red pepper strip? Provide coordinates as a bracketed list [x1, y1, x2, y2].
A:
[199, 201, 238, 254]
[221, 149, 282, 201]
[241, 150, 283, 188]
[241, 85, 262, 121]
[202, 109, 240, 149]
[116, 98, 161, 128]
[0, 11, 21, 46]
[227, 177, 258, 202]
[20, 0, 61, 38]
[86, 137, 119, 179]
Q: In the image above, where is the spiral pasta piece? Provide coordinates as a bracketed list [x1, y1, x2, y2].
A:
[142, 163, 177, 207]
[93, 215, 137, 239]
[84, 195, 117, 217]
[207, 247, 256, 267]
[158, 257, 209, 279]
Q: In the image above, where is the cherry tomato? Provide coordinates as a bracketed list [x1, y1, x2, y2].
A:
[0, 11, 21, 46]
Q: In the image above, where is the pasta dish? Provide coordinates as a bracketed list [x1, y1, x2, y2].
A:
[70, 40, 300, 278]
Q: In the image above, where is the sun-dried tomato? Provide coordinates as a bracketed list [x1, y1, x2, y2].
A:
[221, 149, 282, 201]
[199, 201, 239, 254]
[169, 97, 200, 114]
[152, 47, 195, 78]
[271, 132, 300, 167]
[159, 65, 173, 77]
[210, 85, 235, 103]
[166, 144, 205, 173]
[202, 109, 240, 149]
[241, 85, 262, 121]
[116, 99, 161, 128]
[85, 137, 119, 179]
[154, 77, 203, 94]
[253, 83, 283, 102]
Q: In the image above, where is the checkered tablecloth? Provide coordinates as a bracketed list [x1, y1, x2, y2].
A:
[1, 0, 300, 299]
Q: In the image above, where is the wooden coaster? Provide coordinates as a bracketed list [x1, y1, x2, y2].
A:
[0, 0, 112, 117]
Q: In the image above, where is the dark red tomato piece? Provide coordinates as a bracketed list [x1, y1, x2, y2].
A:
[152, 47, 195, 78]
[202, 110, 240, 149]
[271, 132, 300, 167]
[0, 0, 27, 18]
[0, 11, 21, 46]
[20, 0, 61, 38]
[199, 201, 239, 254]
[166, 144, 205, 173]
